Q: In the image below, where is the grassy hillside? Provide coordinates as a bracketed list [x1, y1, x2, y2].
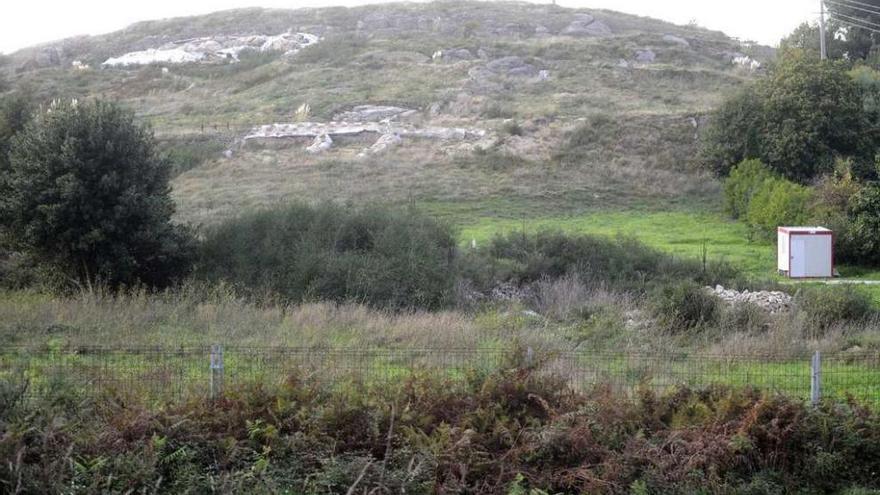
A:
[1, 1, 766, 228]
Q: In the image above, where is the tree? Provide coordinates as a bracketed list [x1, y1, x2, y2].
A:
[722, 159, 777, 219]
[0, 100, 193, 288]
[780, 21, 849, 61]
[844, 183, 880, 265]
[0, 91, 34, 168]
[745, 177, 814, 239]
[825, 0, 878, 61]
[702, 51, 875, 182]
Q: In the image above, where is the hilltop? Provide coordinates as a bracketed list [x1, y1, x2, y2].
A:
[0, 1, 770, 225]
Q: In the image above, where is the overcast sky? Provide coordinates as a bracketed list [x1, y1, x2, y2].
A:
[0, 0, 817, 54]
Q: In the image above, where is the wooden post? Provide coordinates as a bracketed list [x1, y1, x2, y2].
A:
[811, 351, 821, 407]
[210, 344, 224, 400]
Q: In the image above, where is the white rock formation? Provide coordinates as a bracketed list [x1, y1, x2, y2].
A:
[333, 105, 414, 122]
[305, 133, 333, 153]
[663, 34, 690, 46]
[102, 32, 319, 67]
[358, 133, 402, 157]
[244, 121, 487, 142]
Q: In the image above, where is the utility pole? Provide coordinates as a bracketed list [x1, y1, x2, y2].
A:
[820, 0, 828, 60]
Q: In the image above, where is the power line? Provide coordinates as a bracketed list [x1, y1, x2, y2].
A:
[828, 14, 880, 34]
[829, 11, 880, 29]
[827, 0, 880, 14]
[825, 0, 880, 17]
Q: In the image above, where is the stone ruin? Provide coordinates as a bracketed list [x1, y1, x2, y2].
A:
[242, 119, 489, 157]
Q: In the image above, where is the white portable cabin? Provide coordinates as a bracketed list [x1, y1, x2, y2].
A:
[777, 227, 834, 278]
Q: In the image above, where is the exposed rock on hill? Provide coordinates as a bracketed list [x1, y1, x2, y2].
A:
[333, 105, 415, 122]
[102, 32, 319, 66]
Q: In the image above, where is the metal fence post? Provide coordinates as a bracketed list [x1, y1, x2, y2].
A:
[210, 344, 224, 400]
[811, 351, 821, 407]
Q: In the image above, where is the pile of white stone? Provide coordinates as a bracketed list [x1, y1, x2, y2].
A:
[707, 285, 792, 314]
[102, 32, 319, 67]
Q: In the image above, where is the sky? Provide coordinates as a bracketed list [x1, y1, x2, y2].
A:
[0, 0, 817, 54]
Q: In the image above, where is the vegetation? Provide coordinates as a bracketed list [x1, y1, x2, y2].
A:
[703, 51, 874, 181]
[649, 280, 721, 333]
[0, 100, 193, 289]
[745, 177, 814, 239]
[2, 363, 879, 493]
[197, 203, 457, 310]
[464, 229, 738, 294]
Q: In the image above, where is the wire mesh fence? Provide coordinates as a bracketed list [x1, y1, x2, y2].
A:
[0, 346, 877, 406]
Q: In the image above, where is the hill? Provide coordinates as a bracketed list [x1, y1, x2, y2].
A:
[0, 1, 770, 225]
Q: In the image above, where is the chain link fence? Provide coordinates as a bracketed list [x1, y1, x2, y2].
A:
[0, 346, 877, 406]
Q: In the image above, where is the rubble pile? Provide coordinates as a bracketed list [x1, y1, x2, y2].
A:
[708, 285, 792, 314]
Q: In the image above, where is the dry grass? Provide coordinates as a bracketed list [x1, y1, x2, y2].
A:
[4, 277, 875, 360]
[170, 117, 720, 226]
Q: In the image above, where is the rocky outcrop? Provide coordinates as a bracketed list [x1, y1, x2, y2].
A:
[433, 48, 475, 62]
[662, 34, 690, 47]
[358, 133, 402, 157]
[634, 49, 656, 63]
[561, 14, 612, 37]
[305, 133, 333, 153]
[102, 32, 319, 66]
[244, 121, 488, 143]
[708, 285, 792, 314]
[333, 105, 415, 122]
[486, 56, 539, 77]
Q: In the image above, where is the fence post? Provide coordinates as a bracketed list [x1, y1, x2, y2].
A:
[811, 350, 821, 407]
[210, 344, 224, 400]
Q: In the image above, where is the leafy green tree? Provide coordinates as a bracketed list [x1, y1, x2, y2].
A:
[846, 183, 880, 265]
[0, 100, 193, 288]
[723, 159, 777, 219]
[0, 92, 34, 168]
[703, 51, 874, 182]
[745, 177, 814, 239]
[780, 21, 850, 61]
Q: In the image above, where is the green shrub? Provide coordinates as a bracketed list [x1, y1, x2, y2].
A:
[745, 177, 814, 239]
[723, 159, 777, 219]
[501, 120, 524, 136]
[157, 137, 226, 177]
[795, 286, 873, 334]
[649, 280, 721, 333]
[465, 230, 738, 294]
[197, 203, 456, 310]
[845, 183, 880, 265]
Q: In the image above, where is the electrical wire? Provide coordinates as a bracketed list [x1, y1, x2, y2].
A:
[826, 0, 880, 13]
[825, 0, 880, 17]
[829, 11, 880, 29]
[828, 14, 880, 34]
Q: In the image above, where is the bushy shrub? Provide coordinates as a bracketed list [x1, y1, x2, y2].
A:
[197, 203, 456, 310]
[649, 280, 721, 333]
[746, 177, 814, 239]
[501, 120, 524, 136]
[795, 286, 873, 334]
[4, 368, 879, 494]
[0, 100, 194, 289]
[723, 159, 777, 219]
[464, 230, 738, 294]
[157, 137, 226, 177]
[845, 183, 880, 265]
